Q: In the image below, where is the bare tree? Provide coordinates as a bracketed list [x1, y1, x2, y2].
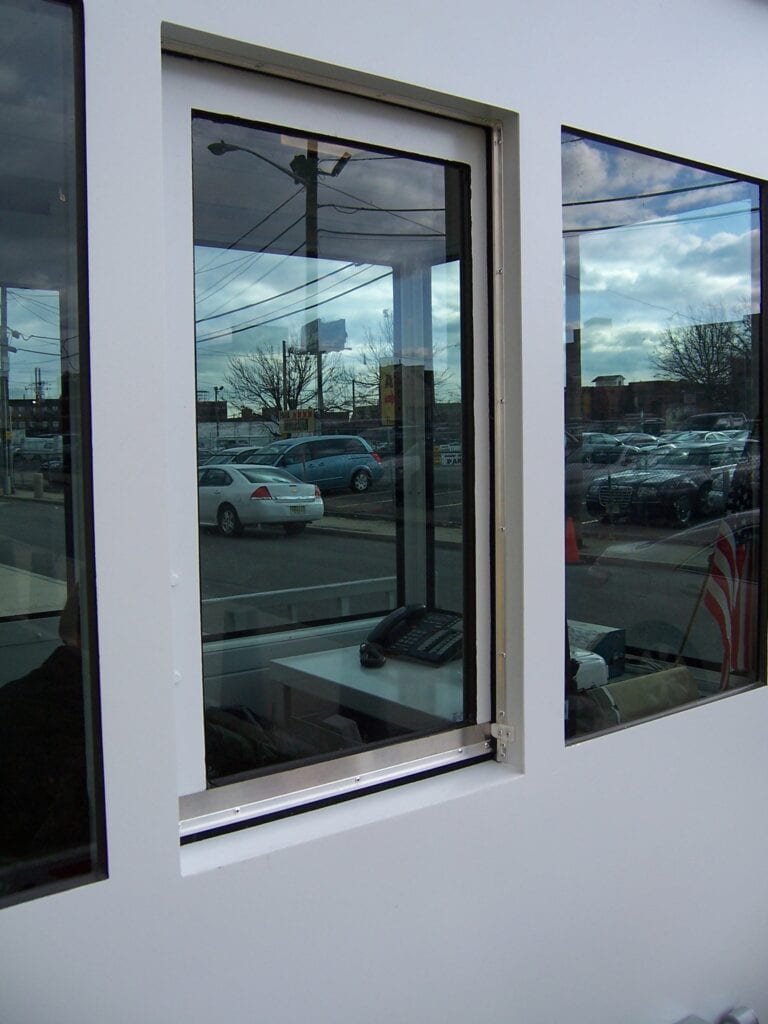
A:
[225, 345, 312, 413]
[225, 341, 348, 415]
[650, 305, 754, 405]
[345, 309, 460, 406]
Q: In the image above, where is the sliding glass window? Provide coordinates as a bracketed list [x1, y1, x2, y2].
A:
[563, 130, 763, 740]
[0, 0, 104, 904]
[188, 106, 481, 808]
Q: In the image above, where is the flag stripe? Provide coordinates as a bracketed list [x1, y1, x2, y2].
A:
[703, 519, 756, 690]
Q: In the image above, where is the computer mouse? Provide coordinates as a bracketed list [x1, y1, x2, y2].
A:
[359, 641, 386, 668]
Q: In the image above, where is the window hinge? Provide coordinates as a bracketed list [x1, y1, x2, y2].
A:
[491, 722, 516, 762]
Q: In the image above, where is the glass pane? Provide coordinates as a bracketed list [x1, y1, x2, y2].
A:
[193, 114, 474, 784]
[563, 131, 761, 740]
[0, 0, 104, 902]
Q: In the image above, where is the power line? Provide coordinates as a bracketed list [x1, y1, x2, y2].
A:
[8, 291, 60, 326]
[195, 211, 307, 307]
[317, 228, 444, 239]
[195, 261, 358, 324]
[563, 272, 700, 323]
[320, 203, 445, 214]
[194, 186, 304, 277]
[197, 268, 392, 343]
[315, 176, 443, 234]
[194, 189, 305, 308]
[563, 203, 759, 236]
[226, 263, 378, 329]
[563, 178, 740, 208]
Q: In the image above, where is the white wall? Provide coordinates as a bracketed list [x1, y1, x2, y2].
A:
[2, 2, 768, 1022]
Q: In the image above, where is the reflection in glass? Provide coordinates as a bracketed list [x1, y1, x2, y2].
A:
[563, 131, 761, 740]
[193, 116, 474, 785]
[0, 0, 104, 903]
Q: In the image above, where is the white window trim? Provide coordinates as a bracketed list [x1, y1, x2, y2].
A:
[161, 41, 519, 838]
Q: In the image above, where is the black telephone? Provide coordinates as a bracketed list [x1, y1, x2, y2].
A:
[362, 604, 463, 666]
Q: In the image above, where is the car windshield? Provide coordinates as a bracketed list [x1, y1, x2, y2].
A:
[654, 450, 718, 468]
[248, 445, 284, 465]
[238, 467, 301, 485]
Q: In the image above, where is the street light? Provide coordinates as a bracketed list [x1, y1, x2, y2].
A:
[208, 138, 352, 422]
[207, 140, 351, 185]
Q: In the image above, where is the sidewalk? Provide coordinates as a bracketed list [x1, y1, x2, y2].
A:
[315, 514, 461, 546]
[2, 486, 463, 546]
[1, 484, 64, 504]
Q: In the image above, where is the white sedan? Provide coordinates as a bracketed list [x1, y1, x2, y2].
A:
[198, 464, 324, 537]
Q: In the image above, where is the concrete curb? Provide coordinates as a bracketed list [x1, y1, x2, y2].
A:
[1, 491, 463, 545]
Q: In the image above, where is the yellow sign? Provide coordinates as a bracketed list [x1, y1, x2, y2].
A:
[279, 408, 315, 436]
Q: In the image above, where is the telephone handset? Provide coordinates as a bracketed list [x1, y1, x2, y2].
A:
[362, 604, 463, 667]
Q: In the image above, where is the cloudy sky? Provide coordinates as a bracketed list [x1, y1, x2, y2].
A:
[4, 288, 65, 400]
[562, 131, 759, 383]
[12, 126, 755, 408]
[193, 248, 461, 405]
[190, 115, 466, 412]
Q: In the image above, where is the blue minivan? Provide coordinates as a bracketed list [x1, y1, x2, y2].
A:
[249, 434, 384, 492]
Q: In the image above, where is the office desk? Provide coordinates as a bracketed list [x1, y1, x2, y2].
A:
[273, 646, 465, 731]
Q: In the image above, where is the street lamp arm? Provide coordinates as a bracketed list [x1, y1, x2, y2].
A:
[209, 140, 352, 186]
[208, 140, 300, 183]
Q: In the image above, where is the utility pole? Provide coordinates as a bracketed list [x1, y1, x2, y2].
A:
[214, 385, 224, 440]
[282, 338, 288, 412]
[208, 137, 351, 430]
[304, 141, 322, 422]
[0, 288, 17, 496]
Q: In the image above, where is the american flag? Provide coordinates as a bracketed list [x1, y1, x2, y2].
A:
[703, 517, 758, 690]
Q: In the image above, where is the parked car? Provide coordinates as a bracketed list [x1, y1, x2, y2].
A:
[682, 412, 747, 431]
[248, 434, 384, 492]
[566, 442, 642, 510]
[580, 431, 624, 449]
[15, 434, 63, 472]
[661, 429, 730, 445]
[585, 441, 743, 526]
[198, 464, 324, 537]
[612, 432, 659, 448]
[726, 439, 761, 513]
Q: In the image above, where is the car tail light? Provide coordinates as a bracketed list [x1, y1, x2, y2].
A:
[372, 451, 382, 463]
[250, 485, 272, 499]
[314, 485, 321, 497]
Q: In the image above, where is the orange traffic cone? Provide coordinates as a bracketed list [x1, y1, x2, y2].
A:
[565, 517, 580, 564]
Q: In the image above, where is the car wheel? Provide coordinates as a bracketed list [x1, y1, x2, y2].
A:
[283, 523, 307, 536]
[669, 494, 692, 527]
[350, 469, 371, 493]
[217, 503, 243, 537]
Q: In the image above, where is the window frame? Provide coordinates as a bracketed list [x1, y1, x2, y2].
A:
[162, 54, 497, 840]
[562, 125, 768, 742]
[0, 0, 107, 908]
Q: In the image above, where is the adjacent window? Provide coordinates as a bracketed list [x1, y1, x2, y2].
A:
[0, 0, 105, 904]
[563, 130, 763, 740]
[165, 59, 492, 835]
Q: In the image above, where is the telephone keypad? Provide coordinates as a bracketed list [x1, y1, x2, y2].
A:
[387, 610, 463, 664]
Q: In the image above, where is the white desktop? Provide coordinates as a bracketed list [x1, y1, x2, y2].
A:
[273, 645, 465, 731]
